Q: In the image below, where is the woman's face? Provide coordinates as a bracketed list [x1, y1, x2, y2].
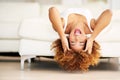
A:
[69, 28, 87, 52]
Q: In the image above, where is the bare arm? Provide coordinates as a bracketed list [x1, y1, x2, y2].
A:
[49, 7, 65, 39]
[90, 9, 112, 41]
[85, 9, 112, 54]
[49, 7, 70, 52]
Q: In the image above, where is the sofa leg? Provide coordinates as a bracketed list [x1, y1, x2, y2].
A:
[28, 58, 31, 63]
[118, 58, 120, 70]
[108, 57, 111, 63]
[20, 55, 36, 70]
[112, 57, 120, 70]
[21, 58, 25, 70]
[115, 57, 120, 70]
[27, 58, 31, 69]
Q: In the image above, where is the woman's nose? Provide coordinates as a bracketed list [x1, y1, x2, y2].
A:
[75, 36, 80, 41]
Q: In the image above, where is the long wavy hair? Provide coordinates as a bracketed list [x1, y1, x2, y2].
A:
[51, 38, 101, 72]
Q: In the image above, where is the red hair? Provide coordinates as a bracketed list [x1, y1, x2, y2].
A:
[51, 38, 101, 72]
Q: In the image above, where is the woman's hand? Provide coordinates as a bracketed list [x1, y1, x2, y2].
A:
[84, 38, 94, 54]
[61, 37, 70, 53]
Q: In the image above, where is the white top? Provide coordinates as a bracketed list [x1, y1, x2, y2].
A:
[60, 8, 93, 32]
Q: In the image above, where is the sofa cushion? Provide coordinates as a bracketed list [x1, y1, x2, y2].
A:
[0, 21, 20, 39]
[19, 18, 59, 42]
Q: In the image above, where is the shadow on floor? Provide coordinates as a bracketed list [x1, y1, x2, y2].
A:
[23, 57, 119, 72]
[0, 55, 119, 72]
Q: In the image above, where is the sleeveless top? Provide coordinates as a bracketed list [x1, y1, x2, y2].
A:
[60, 8, 93, 32]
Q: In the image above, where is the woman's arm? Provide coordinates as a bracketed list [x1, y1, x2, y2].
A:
[49, 7, 65, 39]
[85, 9, 112, 54]
[49, 7, 70, 52]
[90, 9, 112, 41]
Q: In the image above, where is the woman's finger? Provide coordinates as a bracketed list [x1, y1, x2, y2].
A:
[63, 47, 67, 53]
[84, 47, 87, 52]
[88, 48, 92, 54]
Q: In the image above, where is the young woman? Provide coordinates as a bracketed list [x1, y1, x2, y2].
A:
[49, 7, 112, 71]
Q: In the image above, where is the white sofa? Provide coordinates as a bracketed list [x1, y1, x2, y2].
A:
[18, 2, 120, 70]
[0, 2, 40, 52]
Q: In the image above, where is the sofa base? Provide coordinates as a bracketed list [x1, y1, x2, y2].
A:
[19, 39, 120, 70]
[0, 40, 19, 52]
[20, 55, 120, 70]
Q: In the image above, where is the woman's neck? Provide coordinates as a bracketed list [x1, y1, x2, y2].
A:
[71, 22, 85, 32]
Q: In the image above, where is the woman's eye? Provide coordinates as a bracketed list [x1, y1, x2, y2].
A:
[70, 41, 75, 46]
[71, 41, 75, 43]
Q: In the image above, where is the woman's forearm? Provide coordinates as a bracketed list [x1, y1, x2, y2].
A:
[90, 9, 112, 41]
[49, 7, 66, 39]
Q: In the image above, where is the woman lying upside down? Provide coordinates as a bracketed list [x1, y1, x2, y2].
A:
[49, 7, 112, 72]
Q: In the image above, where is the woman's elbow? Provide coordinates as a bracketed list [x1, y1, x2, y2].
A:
[105, 9, 112, 17]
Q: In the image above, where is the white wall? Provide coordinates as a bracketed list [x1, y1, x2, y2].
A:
[61, 0, 82, 5]
[0, 0, 120, 9]
[0, 0, 27, 2]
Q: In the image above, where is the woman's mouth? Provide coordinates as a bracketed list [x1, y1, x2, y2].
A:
[74, 29, 81, 35]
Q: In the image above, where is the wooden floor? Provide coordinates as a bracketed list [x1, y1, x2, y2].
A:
[0, 56, 120, 80]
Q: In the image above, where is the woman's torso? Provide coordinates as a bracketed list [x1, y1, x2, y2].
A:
[60, 8, 93, 34]
[65, 13, 92, 34]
